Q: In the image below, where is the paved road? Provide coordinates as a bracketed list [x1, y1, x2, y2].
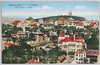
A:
[62, 55, 74, 64]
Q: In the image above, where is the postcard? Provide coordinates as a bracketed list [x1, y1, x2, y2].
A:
[1, 0, 100, 64]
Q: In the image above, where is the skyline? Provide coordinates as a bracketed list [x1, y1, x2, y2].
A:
[2, 1, 99, 20]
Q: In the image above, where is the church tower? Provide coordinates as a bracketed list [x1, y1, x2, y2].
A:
[68, 12, 72, 16]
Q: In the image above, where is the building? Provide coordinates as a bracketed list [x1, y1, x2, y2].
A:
[38, 18, 44, 24]
[58, 18, 66, 24]
[83, 20, 90, 26]
[11, 30, 26, 38]
[17, 30, 26, 37]
[68, 12, 72, 16]
[67, 18, 76, 27]
[75, 49, 99, 64]
[12, 20, 21, 27]
[44, 34, 48, 41]
[57, 55, 66, 63]
[31, 24, 38, 28]
[2, 38, 15, 50]
[75, 21, 84, 29]
[26, 59, 42, 64]
[89, 22, 99, 29]
[75, 50, 87, 64]
[33, 31, 44, 43]
[42, 21, 54, 29]
[58, 33, 87, 53]
[86, 49, 99, 63]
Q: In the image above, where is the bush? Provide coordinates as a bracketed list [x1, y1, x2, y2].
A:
[68, 52, 75, 55]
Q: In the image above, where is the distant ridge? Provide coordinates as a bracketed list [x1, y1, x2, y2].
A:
[35, 15, 86, 22]
[2, 17, 26, 24]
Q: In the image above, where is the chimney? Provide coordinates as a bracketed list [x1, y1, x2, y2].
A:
[37, 58, 39, 62]
[35, 59, 36, 62]
[73, 34, 75, 41]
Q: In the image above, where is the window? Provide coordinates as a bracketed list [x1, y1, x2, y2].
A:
[79, 55, 80, 57]
[81, 55, 83, 57]
[76, 58, 78, 60]
[84, 54, 85, 56]
[64, 45, 67, 48]
[76, 54, 78, 56]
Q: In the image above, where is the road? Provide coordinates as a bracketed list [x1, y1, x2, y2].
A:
[62, 55, 74, 64]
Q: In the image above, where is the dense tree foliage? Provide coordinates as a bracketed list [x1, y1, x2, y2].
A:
[35, 15, 85, 22]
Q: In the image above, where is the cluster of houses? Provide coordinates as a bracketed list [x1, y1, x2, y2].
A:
[2, 12, 99, 64]
[58, 33, 99, 64]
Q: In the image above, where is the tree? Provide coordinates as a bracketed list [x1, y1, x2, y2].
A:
[26, 17, 35, 21]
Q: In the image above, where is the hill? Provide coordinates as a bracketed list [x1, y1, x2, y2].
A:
[35, 15, 86, 21]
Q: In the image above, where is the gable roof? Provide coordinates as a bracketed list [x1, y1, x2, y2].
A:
[90, 22, 96, 27]
[26, 59, 42, 64]
[59, 18, 65, 21]
[12, 20, 21, 25]
[76, 50, 84, 54]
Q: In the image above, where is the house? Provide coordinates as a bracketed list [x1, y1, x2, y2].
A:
[57, 55, 66, 63]
[44, 34, 48, 41]
[26, 59, 42, 64]
[58, 33, 87, 53]
[83, 20, 90, 26]
[75, 50, 87, 64]
[89, 22, 99, 29]
[75, 21, 84, 29]
[38, 18, 44, 24]
[12, 20, 21, 27]
[68, 12, 72, 16]
[42, 21, 54, 29]
[33, 31, 44, 43]
[67, 18, 76, 27]
[75, 49, 99, 64]
[86, 49, 99, 63]
[31, 24, 38, 28]
[17, 30, 26, 37]
[58, 18, 66, 24]
[11, 34, 17, 37]
[2, 38, 15, 50]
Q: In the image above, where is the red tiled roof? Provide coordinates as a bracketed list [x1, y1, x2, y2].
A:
[76, 21, 83, 26]
[76, 41, 86, 44]
[31, 24, 37, 26]
[76, 50, 84, 54]
[17, 30, 25, 35]
[12, 20, 21, 25]
[59, 34, 85, 44]
[8, 43, 15, 46]
[45, 20, 50, 23]
[59, 33, 65, 37]
[26, 59, 42, 64]
[75, 36, 84, 40]
[11, 34, 17, 36]
[58, 55, 66, 61]
[59, 18, 65, 21]
[87, 51, 99, 55]
[90, 22, 96, 27]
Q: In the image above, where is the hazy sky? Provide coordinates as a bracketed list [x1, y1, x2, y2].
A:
[2, 1, 99, 20]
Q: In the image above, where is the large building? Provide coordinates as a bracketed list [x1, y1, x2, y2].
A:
[33, 31, 44, 43]
[75, 50, 87, 64]
[75, 49, 99, 64]
[58, 33, 87, 53]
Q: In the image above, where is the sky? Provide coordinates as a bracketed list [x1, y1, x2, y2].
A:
[2, 1, 99, 20]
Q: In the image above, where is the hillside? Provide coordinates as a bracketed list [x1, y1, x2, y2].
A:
[35, 15, 86, 21]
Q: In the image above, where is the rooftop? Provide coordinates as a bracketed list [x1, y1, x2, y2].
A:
[76, 50, 84, 54]
[26, 59, 42, 64]
[12, 20, 21, 25]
